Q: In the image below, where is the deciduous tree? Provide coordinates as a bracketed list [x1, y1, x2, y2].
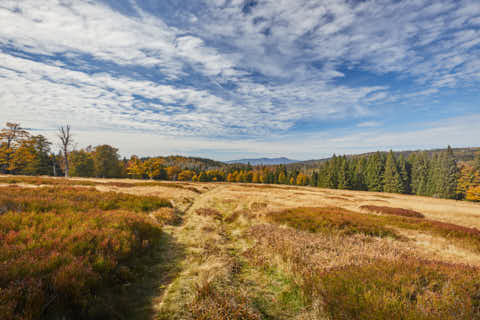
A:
[58, 125, 73, 178]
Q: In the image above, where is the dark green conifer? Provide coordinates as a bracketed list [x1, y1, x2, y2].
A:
[337, 156, 352, 190]
[474, 152, 480, 172]
[326, 155, 338, 189]
[397, 154, 411, 193]
[436, 146, 458, 199]
[366, 152, 385, 191]
[412, 152, 430, 196]
[384, 151, 403, 193]
[352, 157, 367, 190]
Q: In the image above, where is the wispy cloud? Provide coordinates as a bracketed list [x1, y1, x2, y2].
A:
[0, 0, 479, 158]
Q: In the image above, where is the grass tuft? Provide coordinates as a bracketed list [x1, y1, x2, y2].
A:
[189, 278, 262, 320]
[195, 208, 223, 220]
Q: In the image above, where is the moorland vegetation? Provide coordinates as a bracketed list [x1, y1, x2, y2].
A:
[1, 122, 479, 201]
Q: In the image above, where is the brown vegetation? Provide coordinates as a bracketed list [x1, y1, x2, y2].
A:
[360, 205, 425, 218]
[0, 185, 171, 214]
[245, 224, 480, 320]
[3, 178, 480, 319]
[195, 208, 223, 220]
[0, 186, 171, 319]
[189, 278, 261, 320]
[0, 175, 202, 193]
[266, 207, 399, 238]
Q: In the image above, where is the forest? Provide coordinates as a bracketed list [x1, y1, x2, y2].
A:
[1, 122, 479, 201]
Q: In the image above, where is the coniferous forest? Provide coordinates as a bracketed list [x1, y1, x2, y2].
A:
[1, 122, 479, 201]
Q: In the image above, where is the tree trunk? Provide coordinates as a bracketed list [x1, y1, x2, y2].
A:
[64, 147, 69, 178]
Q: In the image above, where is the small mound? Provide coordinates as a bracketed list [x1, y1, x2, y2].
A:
[360, 205, 424, 218]
[195, 208, 223, 220]
[266, 207, 399, 238]
[250, 202, 267, 211]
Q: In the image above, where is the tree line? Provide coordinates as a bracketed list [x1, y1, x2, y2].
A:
[1, 123, 479, 201]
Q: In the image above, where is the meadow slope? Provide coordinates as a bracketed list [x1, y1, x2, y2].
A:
[2, 175, 480, 319]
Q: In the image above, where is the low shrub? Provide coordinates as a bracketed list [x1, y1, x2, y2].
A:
[0, 176, 96, 186]
[0, 176, 202, 193]
[0, 185, 174, 319]
[268, 206, 480, 253]
[267, 207, 399, 238]
[0, 210, 164, 319]
[0, 186, 171, 214]
[319, 258, 480, 320]
[151, 207, 183, 226]
[245, 224, 480, 320]
[393, 218, 480, 252]
[360, 205, 425, 218]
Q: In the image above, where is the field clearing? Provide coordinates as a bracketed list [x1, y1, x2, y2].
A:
[2, 175, 480, 319]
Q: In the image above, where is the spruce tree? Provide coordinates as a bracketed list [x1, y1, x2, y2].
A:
[326, 155, 338, 189]
[437, 146, 458, 199]
[310, 171, 318, 187]
[353, 157, 367, 190]
[428, 154, 442, 197]
[397, 154, 411, 193]
[412, 152, 430, 196]
[337, 156, 352, 190]
[383, 151, 403, 193]
[475, 152, 480, 172]
[317, 165, 328, 188]
[366, 152, 385, 191]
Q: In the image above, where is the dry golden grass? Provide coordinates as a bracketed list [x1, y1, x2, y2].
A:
[4, 176, 480, 319]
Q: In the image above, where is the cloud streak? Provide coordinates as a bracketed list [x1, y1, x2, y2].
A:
[0, 0, 479, 158]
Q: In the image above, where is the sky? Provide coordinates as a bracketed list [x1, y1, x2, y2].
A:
[0, 0, 479, 161]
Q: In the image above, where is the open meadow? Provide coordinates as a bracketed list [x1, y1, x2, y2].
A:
[2, 175, 480, 320]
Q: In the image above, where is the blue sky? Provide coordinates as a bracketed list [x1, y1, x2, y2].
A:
[0, 0, 479, 161]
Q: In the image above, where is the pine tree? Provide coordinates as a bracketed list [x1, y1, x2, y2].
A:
[383, 151, 403, 193]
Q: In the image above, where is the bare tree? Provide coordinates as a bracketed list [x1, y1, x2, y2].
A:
[58, 125, 73, 178]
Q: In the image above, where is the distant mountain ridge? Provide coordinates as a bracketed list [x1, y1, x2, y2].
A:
[226, 157, 299, 165]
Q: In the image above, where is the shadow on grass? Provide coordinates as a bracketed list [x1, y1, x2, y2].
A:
[92, 231, 186, 320]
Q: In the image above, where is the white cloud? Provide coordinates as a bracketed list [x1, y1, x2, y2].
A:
[357, 121, 382, 128]
[0, 0, 479, 157]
